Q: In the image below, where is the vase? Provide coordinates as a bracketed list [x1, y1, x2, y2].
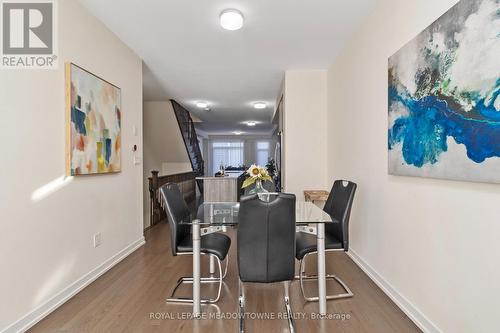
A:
[249, 179, 269, 195]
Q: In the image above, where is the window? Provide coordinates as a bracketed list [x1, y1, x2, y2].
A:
[256, 141, 270, 166]
[212, 141, 244, 172]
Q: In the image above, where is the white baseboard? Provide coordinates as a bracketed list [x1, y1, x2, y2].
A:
[2, 237, 146, 333]
[347, 249, 442, 333]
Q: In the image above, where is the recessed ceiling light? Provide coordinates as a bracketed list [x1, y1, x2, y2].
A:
[220, 9, 244, 31]
[246, 121, 257, 127]
[253, 102, 266, 109]
[196, 102, 208, 108]
[233, 131, 243, 135]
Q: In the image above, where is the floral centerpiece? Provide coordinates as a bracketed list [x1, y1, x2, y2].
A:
[242, 164, 273, 194]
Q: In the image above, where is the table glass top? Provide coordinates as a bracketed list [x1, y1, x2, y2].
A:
[187, 199, 333, 226]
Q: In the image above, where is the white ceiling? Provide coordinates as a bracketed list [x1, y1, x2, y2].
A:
[79, 0, 379, 134]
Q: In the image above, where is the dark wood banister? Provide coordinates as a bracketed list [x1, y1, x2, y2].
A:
[170, 99, 204, 192]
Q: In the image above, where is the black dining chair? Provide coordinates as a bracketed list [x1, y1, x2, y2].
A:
[160, 183, 231, 304]
[295, 180, 357, 302]
[237, 193, 296, 333]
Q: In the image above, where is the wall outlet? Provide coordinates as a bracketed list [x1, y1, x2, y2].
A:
[93, 233, 102, 248]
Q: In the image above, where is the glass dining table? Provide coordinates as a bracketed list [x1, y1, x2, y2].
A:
[184, 196, 334, 317]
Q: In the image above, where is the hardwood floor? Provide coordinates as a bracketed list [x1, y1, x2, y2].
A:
[29, 222, 421, 333]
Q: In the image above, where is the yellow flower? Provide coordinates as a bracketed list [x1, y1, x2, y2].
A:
[242, 164, 274, 189]
[247, 164, 261, 178]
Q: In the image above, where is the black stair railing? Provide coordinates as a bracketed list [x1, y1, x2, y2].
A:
[171, 100, 204, 192]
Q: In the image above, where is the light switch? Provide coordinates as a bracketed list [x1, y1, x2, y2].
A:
[134, 156, 141, 165]
[132, 125, 137, 136]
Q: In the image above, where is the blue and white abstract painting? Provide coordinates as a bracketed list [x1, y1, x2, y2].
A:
[388, 0, 500, 183]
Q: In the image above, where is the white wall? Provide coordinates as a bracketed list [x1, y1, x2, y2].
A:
[283, 70, 328, 198]
[0, 0, 143, 331]
[327, 0, 500, 332]
[161, 162, 192, 175]
[143, 101, 191, 228]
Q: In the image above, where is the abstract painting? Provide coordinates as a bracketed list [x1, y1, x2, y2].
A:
[66, 63, 121, 175]
[388, 0, 500, 183]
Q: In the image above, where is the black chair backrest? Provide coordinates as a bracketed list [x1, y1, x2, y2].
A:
[237, 193, 296, 283]
[159, 183, 191, 256]
[323, 180, 357, 251]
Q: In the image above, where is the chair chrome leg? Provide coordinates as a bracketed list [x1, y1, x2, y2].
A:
[214, 254, 223, 302]
[180, 253, 229, 281]
[298, 252, 353, 302]
[298, 256, 307, 301]
[300, 255, 306, 275]
[222, 254, 229, 279]
[238, 279, 295, 333]
[238, 279, 245, 333]
[167, 254, 224, 304]
[209, 249, 230, 277]
[283, 281, 296, 333]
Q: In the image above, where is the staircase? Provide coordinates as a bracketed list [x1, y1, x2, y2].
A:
[171, 100, 204, 191]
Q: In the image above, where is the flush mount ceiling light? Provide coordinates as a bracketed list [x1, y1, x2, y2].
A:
[246, 121, 257, 127]
[220, 9, 244, 31]
[233, 131, 243, 135]
[196, 102, 208, 108]
[253, 102, 266, 109]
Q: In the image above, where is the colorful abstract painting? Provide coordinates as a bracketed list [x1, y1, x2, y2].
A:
[388, 0, 500, 183]
[66, 63, 121, 175]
